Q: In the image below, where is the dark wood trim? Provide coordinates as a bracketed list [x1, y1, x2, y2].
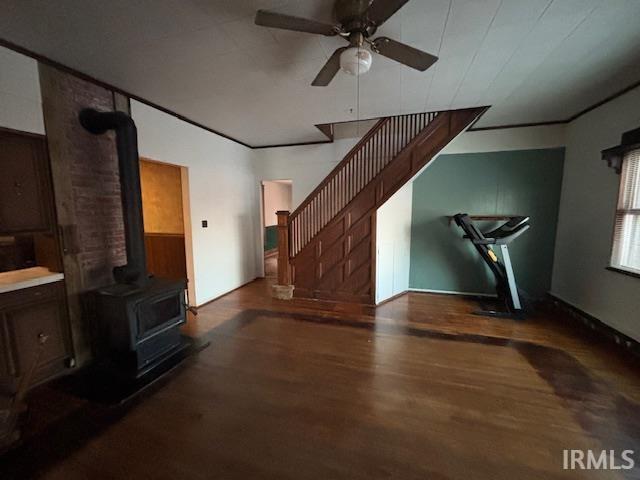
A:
[195, 278, 260, 309]
[341, 80, 639, 134]
[375, 290, 408, 306]
[315, 123, 334, 141]
[0, 37, 252, 149]
[548, 294, 640, 358]
[325, 106, 492, 128]
[468, 120, 567, 132]
[0, 125, 45, 138]
[470, 79, 640, 130]
[252, 139, 333, 149]
[0, 37, 334, 150]
[275, 210, 291, 285]
[567, 78, 640, 122]
[252, 106, 491, 147]
[321, 116, 382, 126]
[606, 266, 640, 279]
[143, 232, 185, 238]
[601, 126, 640, 173]
[264, 248, 278, 258]
[3, 35, 639, 146]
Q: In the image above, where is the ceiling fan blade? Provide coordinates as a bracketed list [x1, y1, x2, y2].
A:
[312, 47, 348, 86]
[367, 0, 411, 25]
[255, 10, 338, 36]
[373, 37, 438, 71]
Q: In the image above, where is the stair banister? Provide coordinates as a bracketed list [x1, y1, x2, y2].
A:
[289, 117, 390, 222]
[279, 107, 487, 303]
[276, 210, 291, 285]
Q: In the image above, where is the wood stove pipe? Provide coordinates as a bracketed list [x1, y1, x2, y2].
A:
[79, 108, 148, 286]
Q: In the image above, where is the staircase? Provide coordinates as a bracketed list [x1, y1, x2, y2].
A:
[275, 107, 487, 304]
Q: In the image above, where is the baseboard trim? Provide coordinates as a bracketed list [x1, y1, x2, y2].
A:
[548, 293, 640, 359]
[409, 288, 497, 298]
[375, 290, 409, 306]
[196, 278, 259, 309]
[264, 248, 278, 259]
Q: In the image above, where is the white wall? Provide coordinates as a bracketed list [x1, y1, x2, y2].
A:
[552, 86, 640, 342]
[376, 182, 413, 304]
[254, 138, 358, 209]
[0, 46, 45, 134]
[263, 181, 291, 227]
[442, 124, 566, 154]
[132, 100, 261, 306]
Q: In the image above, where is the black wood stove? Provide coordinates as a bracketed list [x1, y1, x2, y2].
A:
[80, 108, 188, 378]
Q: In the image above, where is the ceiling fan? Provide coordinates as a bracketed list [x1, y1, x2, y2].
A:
[254, 0, 438, 86]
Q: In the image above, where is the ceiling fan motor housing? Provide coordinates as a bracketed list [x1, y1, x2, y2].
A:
[334, 0, 377, 35]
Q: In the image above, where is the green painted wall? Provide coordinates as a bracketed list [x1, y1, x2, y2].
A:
[264, 225, 278, 251]
[409, 148, 565, 298]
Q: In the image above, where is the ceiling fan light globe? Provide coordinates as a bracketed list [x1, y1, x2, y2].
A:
[339, 47, 372, 76]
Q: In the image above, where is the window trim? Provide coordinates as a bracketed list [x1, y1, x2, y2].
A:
[607, 266, 640, 279]
[607, 147, 640, 277]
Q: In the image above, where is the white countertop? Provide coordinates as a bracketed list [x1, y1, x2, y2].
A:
[0, 267, 64, 294]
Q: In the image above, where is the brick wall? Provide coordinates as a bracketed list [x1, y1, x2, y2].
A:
[39, 64, 125, 365]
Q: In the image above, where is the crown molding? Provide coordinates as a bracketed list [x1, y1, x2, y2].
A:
[2, 37, 639, 148]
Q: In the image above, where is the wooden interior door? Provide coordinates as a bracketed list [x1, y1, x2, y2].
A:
[139, 159, 188, 282]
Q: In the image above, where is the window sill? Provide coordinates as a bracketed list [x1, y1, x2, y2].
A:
[607, 266, 640, 279]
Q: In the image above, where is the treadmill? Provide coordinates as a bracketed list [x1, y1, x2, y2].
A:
[453, 214, 530, 319]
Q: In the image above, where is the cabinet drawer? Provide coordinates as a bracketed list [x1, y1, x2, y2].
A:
[0, 282, 60, 309]
[0, 282, 71, 389]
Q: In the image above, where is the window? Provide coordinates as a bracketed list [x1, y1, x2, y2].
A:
[611, 148, 640, 275]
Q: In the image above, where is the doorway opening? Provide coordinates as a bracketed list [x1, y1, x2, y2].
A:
[261, 180, 292, 278]
[139, 158, 195, 305]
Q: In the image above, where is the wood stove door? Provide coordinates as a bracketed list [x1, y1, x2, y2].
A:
[135, 290, 185, 342]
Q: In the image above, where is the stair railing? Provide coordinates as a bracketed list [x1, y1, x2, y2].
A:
[288, 111, 440, 257]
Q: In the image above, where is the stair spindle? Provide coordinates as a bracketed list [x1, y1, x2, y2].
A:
[287, 111, 453, 258]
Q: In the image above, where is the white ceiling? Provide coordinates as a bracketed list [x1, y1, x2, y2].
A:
[1, 0, 639, 146]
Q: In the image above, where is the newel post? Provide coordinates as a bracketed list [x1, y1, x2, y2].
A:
[273, 211, 293, 299]
[276, 211, 291, 284]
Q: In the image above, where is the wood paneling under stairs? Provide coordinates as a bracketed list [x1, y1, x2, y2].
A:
[290, 108, 486, 304]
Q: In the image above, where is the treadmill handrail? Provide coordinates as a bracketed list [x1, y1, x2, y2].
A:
[493, 224, 530, 244]
[483, 216, 529, 238]
[471, 238, 496, 245]
[467, 223, 530, 245]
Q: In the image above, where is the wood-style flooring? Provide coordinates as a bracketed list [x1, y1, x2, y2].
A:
[1, 278, 639, 479]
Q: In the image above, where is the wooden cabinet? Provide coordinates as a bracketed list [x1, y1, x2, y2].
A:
[0, 130, 52, 235]
[0, 282, 72, 392]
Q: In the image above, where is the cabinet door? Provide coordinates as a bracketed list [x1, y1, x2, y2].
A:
[0, 131, 50, 234]
[6, 299, 69, 383]
[0, 314, 17, 378]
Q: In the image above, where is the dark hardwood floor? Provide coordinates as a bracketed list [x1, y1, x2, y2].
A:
[2, 278, 640, 479]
